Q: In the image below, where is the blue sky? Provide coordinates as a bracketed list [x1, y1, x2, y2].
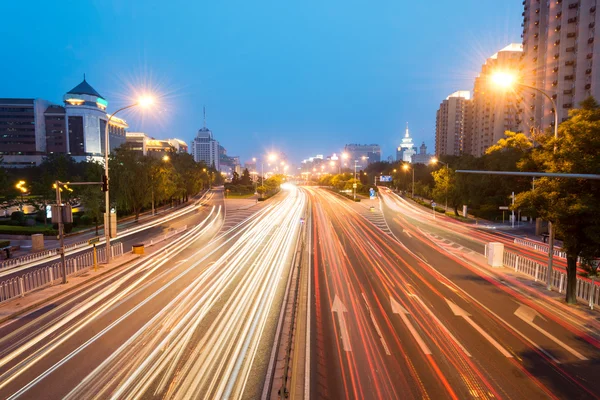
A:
[0, 0, 522, 164]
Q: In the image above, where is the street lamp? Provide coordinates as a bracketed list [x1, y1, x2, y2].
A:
[403, 164, 414, 198]
[491, 71, 559, 290]
[430, 157, 448, 213]
[15, 180, 27, 212]
[103, 95, 154, 264]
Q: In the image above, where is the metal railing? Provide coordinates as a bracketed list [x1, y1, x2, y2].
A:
[143, 225, 187, 248]
[0, 239, 89, 270]
[502, 250, 599, 309]
[513, 238, 582, 263]
[0, 242, 123, 305]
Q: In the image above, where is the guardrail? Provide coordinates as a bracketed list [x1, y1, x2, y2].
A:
[513, 238, 582, 263]
[0, 239, 90, 271]
[143, 225, 187, 248]
[503, 250, 599, 309]
[0, 242, 123, 305]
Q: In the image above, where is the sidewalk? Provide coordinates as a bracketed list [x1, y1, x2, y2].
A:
[0, 252, 141, 325]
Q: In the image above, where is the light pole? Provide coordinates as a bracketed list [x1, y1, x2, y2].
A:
[430, 157, 448, 212]
[403, 164, 414, 198]
[15, 180, 27, 212]
[491, 72, 559, 290]
[103, 96, 153, 264]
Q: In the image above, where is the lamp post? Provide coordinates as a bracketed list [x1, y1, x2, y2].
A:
[15, 180, 27, 212]
[103, 96, 153, 264]
[430, 157, 448, 212]
[491, 71, 559, 290]
[403, 164, 414, 198]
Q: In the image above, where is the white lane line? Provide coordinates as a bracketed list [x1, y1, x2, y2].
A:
[403, 229, 413, 238]
[515, 304, 588, 361]
[445, 299, 513, 358]
[332, 295, 352, 352]
[362, 293, 391, 355]
[390, 296, 432, 355]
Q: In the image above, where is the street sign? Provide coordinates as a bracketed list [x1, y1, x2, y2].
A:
[431, 202, 437, 208]
[499, 206, 509, 210]
[88, 237, 100, 245]
[380, 175, 392, 182]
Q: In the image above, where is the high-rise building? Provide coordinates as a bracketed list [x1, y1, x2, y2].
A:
[191, 120, 219, 169]
[396, 123, 417, 163]
[521, 0, 600, 133]
[343, 144, 381, 169]
[467, 44, 524, 157]
[435, 91, 471, 156]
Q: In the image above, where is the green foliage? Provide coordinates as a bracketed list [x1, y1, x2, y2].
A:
[10, 211, 25, 224]
[0, 240, 9, 248]
[514, 97, 600, 304]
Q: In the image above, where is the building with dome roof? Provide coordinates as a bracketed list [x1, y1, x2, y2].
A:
[0, 76, 129, 167]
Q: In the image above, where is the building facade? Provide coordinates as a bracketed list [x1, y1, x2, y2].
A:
[343, 144, 381, 169]
[435, 91, 471, 156]
[125, 132, 188, 156]
[412, 142, 434, 164]
[0, 77, 130, 167]
[396, 123, 417, 163]
[522, 0, 600, 133]
[191, 127, 219, 169]
[467, 44, 523, 157]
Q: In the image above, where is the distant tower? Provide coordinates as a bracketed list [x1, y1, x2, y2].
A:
[203, 106, 206, 129]
[396, 122, 416, 163]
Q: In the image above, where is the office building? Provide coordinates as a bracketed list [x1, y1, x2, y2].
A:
[191, 126, 219, 169]
[343, 144, 381, 169]
[521, 0, 600, 133]
[435, 91, 471, 156]
[0, 77, 130, 167]
[412, 142, 434, 164]
[396, 123, 417, 163]
[125, 132, 188, 156]
[467, 44, 523, 156]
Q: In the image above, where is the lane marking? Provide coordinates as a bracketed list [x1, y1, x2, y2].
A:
[445, 298, 513, 358]
[403, 229, 413, 238]
[332, 295, 352, 352]
[514, 303, 588, 361]
[362, 293, 391, 355]
[390, 296, 432, 355]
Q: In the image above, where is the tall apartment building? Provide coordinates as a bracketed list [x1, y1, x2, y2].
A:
[435, 91, 471, 156]
[467, 44, 524, 157]
[191, 127, 219, 169]
[522, 0, 600, 132]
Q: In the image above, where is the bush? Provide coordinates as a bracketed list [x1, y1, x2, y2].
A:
[0, 220, 20, 226]
[79, 215, 92, 226]
[0, 240, 9, 248]
[35, 210, 46, 223]
[10, 211, 25, 224]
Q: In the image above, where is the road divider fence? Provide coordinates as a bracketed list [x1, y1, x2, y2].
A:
[502, 250, 599, 309]
[143, 225, 187, 248]
[0, 239, 90, 271]
[513, 238, 582, 263]
[0, 242, 124, 305]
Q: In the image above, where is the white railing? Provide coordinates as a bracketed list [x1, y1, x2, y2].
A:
[143, 225, 187, 248]
[0, 239, 89, 270]
[0, 242, 123, 305]
[513, 238, 582, 263]
[503, 250, 599, 309]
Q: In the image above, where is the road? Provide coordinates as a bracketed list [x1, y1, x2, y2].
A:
[305, 186, 600, 399]
[0, 185, 306, 399]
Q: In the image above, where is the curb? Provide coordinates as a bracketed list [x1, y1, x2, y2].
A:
[0, 254, 142, 325]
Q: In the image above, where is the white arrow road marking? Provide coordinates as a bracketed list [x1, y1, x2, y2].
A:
[175, 259, 189, 265]
[445, 298, 513, 358]
[403, 229, 413, 238]
[362, 293, 391, 355]
[514, 304, 588, 361]
[391, 296, 432, 355]
[332, 295, 352, 352]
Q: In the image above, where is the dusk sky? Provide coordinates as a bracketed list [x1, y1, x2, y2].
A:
[1, 0, 522, 164]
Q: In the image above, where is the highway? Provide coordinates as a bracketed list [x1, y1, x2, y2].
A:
[305, 186, 600, 400]
[0, 185, 306, 399]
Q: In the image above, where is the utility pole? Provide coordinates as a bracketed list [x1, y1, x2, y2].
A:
[54, 180, 67, 284]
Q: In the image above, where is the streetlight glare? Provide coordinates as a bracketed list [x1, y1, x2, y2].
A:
[268, 153, 277, 162]
[138, 95, 155, 107]
[342, 152, 349, 160]
[490, 71, 516, 89]
[162, 155, 170, 162]
[430, 157, 438, 165]
[402, 164, 409, 171]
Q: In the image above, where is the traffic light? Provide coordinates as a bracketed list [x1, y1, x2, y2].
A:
[101, 175, 108, 192]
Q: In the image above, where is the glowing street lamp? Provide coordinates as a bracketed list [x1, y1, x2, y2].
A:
[103, 94, 155, 264]
[15, 180, 27, 211]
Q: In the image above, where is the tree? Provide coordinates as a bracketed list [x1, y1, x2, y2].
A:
[79, 161, 105, 235]
[515, 97, 600, 304]
[240, 168, 252, 186]
[231, 171, 240, 185]
[431, 167, 464, 216]
[110, 148, 152, 222]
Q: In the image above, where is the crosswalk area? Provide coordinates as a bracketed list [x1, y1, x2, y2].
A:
[220, 205, 260, 232]
[355, 203, 394, 237]
[420, 229, 476, 256]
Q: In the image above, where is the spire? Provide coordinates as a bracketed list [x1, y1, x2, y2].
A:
[203, 106, 206, 129]
[405, 122, 410, 138]
[83, 73, 86, 81]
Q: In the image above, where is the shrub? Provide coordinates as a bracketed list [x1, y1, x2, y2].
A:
[10, 211, 25, 224]
[35, 210, 46, 223]
[0, 240, 9, 248]
[79, 215, 92, 226]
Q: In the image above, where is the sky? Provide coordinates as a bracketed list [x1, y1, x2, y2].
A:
[0, 0, 523, 164]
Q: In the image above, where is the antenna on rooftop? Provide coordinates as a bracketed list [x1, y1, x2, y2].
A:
[203, 106, 206, 129]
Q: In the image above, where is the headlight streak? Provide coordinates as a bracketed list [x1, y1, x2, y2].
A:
[56, 188, 307, 399]
[0, 205, 221, 398]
